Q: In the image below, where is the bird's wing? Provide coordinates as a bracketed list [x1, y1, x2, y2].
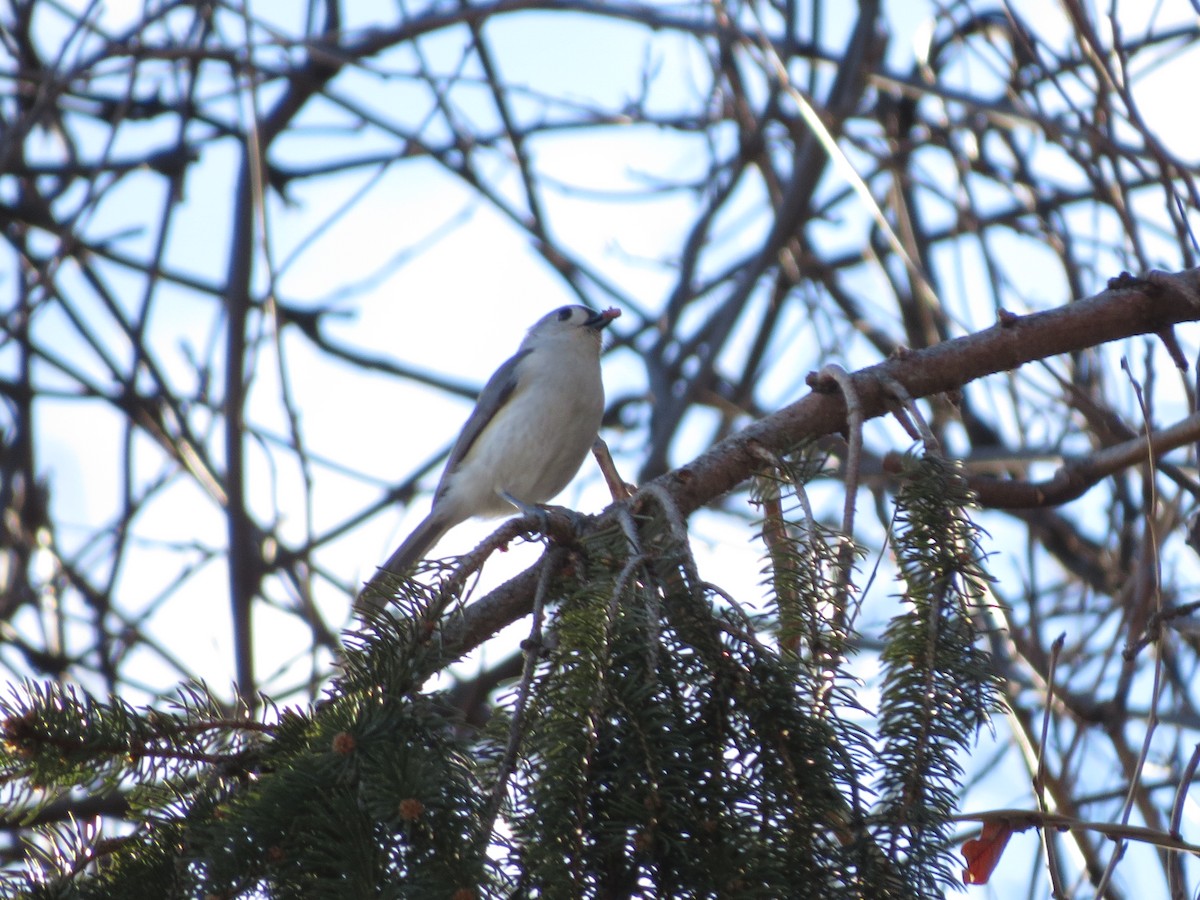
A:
[432, 348, 531, 500]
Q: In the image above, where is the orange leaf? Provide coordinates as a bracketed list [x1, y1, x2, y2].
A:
[962, 819, 1015, 885]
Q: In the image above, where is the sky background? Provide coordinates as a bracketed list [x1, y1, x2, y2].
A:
[5, 0, 1200, 894]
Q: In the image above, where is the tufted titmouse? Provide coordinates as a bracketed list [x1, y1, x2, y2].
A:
[359, 304, 620, 604]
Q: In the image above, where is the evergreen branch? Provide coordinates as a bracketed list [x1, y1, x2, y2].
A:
[875, 452, 1004, 895]
[507, 502, 901, 897]
[1, 682, 265, 802]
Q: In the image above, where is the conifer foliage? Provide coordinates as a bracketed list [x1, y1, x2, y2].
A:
[2, 445, 1003, 898]
[876, 454, 1004, 893]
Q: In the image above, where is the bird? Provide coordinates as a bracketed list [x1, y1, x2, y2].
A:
[358, 304, 621, 606]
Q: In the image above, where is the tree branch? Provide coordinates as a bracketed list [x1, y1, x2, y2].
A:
[432, 268, 1200, 666]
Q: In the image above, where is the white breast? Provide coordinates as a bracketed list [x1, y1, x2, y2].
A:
[438, 334, 604, 520]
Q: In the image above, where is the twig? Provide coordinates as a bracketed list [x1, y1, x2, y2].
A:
[814, 364, 862, 628]
[1035, 633, 1067, 898]
[478, 547, 563, 852]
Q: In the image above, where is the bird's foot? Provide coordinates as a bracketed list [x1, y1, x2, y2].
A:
[501, 492, 583, 545]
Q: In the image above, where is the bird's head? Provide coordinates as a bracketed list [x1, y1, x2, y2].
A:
[523, 305, 621, 350]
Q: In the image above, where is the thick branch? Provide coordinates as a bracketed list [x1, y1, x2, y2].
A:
[968, 410, 1200, 508]
[663, 269, 1200, 517]
[432, 268, 1200, 668]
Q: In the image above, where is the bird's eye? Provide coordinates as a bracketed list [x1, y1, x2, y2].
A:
[556, 307, 573, 322]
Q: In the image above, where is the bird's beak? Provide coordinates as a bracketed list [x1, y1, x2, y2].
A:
[585, 307, 621, 330]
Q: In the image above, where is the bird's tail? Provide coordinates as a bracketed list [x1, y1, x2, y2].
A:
[355, 514, 448, 613]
